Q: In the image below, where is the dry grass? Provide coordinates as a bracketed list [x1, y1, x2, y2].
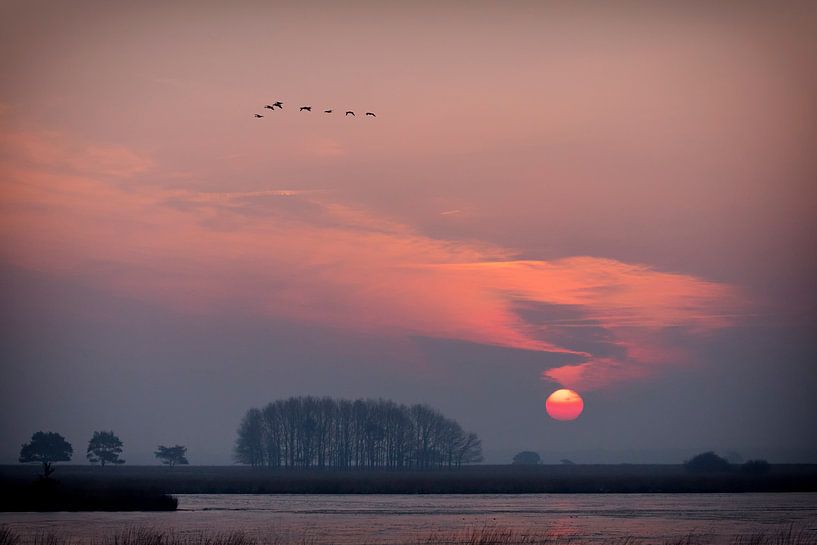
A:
[0, 526, 17, 545]
[0, 525, 815, 545]
[419, 526, 556, 545]
[106, 527, 257, 545]
[0, 528, 257, 545]
[730, 526, 817, 545]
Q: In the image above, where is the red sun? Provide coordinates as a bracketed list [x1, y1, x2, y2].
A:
[546, 389, 584, 421]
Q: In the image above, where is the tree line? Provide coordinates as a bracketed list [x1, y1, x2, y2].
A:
[234, 397, 483, 469]
[18, 431, 188, 477]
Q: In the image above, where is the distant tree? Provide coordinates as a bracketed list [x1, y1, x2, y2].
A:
[87, 431, 125, 466]
[560, 458, 575, 465]
[155, 445, 189, 467]
[234, 408, 265, 467]
[683, 451, 731, 473]
[457, 432, 483, 466]
[512, 451, 541, 465]
[235, 396, 482, 470]
[19, 431, 73, 478]
[741, 459, 771, 476]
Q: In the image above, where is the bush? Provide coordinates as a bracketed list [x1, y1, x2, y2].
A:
[512, 451, 541, 465]
[741, 459, 771, 475]
[683, 451, 731, 473]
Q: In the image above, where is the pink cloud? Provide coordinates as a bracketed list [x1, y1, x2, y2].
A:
[0, 131, 152, 178]
[0, 130, 748, 390]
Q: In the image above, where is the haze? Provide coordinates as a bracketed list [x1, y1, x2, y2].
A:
[1, 1, 815, 464]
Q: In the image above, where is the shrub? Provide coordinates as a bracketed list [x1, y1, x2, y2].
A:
[741, 459, 771, 475]
[511, 451, 541, 465]
[683, 451, 731, 473]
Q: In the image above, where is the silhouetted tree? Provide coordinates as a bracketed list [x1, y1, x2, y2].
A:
[741, 459, 771, 475]
[19, 431, 73, 478]
[457, 432, 483, 467]
[560, 458, 575, 465]
[235, 396, 482, 470]
[155, 445, 189, 467]
[683, 451, 731, 472]
[87, 431, 125, 466]
[512, 451, 541, 465]
[234, 408, 264, 467]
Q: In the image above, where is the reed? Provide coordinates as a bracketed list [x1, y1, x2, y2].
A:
[0, 526, 17, 545]
[0, 525, 815, 545]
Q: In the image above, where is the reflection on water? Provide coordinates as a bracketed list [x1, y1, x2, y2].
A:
[1, 493, 816, 544]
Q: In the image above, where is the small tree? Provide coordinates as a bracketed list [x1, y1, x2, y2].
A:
[87, 431, 125, 466]
[19, 431, 73, 478]
[683, 451, 731, 473]
[155, 445, 189, 467]
[512, 451, 541, 465]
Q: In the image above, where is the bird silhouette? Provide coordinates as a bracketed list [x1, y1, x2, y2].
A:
[264, 105, 275, 110]
[273, 101, 283, 109]
[253, 114, 264, 118]
[365, 112, 376, 117]
[345, 111, 355, 116]
[324, 109, 333, 113]
[300, 106, 312, 112]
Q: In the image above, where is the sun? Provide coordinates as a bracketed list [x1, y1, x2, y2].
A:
[546, 389, 584, 421]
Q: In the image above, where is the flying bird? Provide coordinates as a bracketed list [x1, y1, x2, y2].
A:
[345, 111, 355, 116]
[300, 106, 312, 112]
[324, 109, 333, 113]
[253, 114, 264, 118]
[273, 101, 283, 109]
[365, 112, 376, 117]
[264, 105, 275, 110]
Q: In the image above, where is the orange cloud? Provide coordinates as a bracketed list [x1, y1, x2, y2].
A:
[0, 130, 747, 390]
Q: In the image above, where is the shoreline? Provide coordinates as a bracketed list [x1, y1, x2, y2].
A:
[3, 465, 817, 499]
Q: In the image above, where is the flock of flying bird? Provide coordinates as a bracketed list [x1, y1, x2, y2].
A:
[253, 101, 376, 118]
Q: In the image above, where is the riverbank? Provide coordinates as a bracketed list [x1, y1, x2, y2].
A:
[0, 480, 177, 512]
[2, 464, 817, 496]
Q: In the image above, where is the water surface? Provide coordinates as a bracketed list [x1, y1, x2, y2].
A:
[2, 493, 816, 544]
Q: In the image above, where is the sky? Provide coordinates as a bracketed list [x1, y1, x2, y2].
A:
[1, 1, 816, 464]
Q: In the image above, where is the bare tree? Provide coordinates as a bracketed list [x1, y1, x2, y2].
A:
[234, 397, 482, 470]
[234, 408, 264, 467]
[457, 433, 483, 467]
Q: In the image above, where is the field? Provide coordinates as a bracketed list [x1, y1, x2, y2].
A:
[2, 464, 817, 496]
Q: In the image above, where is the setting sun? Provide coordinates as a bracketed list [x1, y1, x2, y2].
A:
[546, 389, 584, 421]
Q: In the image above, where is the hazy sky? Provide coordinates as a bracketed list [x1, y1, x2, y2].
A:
[1, 1, 816, 464]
